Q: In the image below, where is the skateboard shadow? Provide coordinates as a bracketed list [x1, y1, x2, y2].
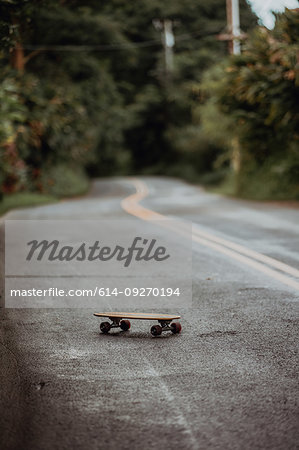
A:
[95, 330, 176, 340]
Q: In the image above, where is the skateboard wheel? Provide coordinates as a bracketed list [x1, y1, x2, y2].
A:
[170, 322, 182, 334]
[120, 320, 131, 331]
[151, 324, 162, 336]
[100, 321, 111, 334]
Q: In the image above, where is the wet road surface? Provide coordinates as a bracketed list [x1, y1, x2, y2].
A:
[1, 177, 298, 450]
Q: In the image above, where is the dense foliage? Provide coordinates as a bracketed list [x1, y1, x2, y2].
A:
[200, 8, 299, 199]
[0, 0, 257, 199]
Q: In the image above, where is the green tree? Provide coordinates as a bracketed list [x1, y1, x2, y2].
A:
[105, 0, 257, 174]
[0, 0, 257, 197]
[0, 0, 130, 194]
[200, 9, 299, 199]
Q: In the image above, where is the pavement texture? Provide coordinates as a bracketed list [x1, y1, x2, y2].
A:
[0, 177, 298, 450]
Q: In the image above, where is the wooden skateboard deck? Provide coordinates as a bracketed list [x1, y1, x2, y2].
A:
[94, 312, 182, 336]
[94, 312, 180, 320]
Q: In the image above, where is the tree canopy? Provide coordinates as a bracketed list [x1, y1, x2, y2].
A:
[200, 8, 299, 199]
[7, 0, 292, 200]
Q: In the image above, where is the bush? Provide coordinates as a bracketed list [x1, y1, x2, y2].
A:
[39, 165, 90, 197]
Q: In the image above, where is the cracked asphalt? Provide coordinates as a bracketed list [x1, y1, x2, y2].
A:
[0, 177, 298, 450]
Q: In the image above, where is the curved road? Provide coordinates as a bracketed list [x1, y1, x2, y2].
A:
[1, 177, 298, 450]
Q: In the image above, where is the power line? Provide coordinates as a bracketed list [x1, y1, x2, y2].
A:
[21, 29, 222, 52]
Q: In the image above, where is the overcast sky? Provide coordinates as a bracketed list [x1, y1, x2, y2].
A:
[248, 0, 299, 28]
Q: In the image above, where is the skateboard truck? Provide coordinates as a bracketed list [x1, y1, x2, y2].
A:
[100, 317, 131, 334]
[150, 320, 181, 336]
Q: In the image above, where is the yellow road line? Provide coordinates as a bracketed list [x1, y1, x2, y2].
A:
[121, 178, 299, 291]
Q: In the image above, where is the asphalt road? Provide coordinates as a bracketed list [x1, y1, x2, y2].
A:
[1, 177, 298, 450]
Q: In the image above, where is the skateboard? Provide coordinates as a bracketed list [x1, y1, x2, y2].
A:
[94, 312, 182, 336]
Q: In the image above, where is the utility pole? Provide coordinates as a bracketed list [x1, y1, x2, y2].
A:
[218, 0, 242, 55]
[231, 0, 241, 54]
[163, 19, 175, 73]
[153, 19, 175, 80]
